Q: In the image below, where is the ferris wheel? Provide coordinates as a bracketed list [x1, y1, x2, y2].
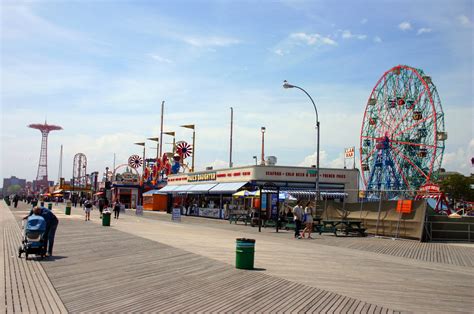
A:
[360, 65, 447, 193]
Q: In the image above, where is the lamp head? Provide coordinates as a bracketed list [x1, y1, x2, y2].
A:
[283, 80, 294, 89]
[253, 156, 257, 159]
[261, 126, 266, 133]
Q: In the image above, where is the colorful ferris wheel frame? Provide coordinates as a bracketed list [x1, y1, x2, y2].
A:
[360, 65, 447, 193]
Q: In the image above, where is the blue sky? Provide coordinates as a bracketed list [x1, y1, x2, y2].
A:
[1, 0, 473, 184]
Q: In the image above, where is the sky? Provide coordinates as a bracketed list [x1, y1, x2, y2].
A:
[1, 0, 473, 186]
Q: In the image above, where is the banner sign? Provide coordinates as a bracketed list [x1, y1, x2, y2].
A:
[344, 147, 355, 158]
[172, 207, 181, 222]
[136, 205, 143, 216]
[396, 200, 413, 213]
[188, 172, 217, 182]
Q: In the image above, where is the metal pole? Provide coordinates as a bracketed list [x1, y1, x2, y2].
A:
[261, 129, 265, 165]
[258, 185, 262, 233]
[159, 101, 165, 157]
[375, 190, 383, 236]
[229, 107, 233, 168]
[191, 128, 195, 172]
[276, 187, 280, 233]
[58, 144, 63, 183]
[284, 83, 320, 215]
[316, 121, 320, 211]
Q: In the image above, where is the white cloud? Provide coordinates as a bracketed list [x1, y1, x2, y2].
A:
[398, 22, 412, 31]
[202, 159, 229, 171]
[289, 32, 337, 46]
[373, 36, 382, 43]
[457, 15, 472, 27]
[417, 28, 432, 35]
[182, 36, 241, 47]
[341, 30, 367, 40]
[274, 49, 285, 56]
[442, 139, 474, 175]
[298, 150, 345, 168]
[150, 54, 173, 63]
[360, 18, 368, 24]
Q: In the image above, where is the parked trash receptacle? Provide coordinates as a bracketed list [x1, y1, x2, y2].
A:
[102, 209, 111, 227]
[235, 238, 255, 270]
[65, 201, 71, 215]
[48, 203, 53, 210]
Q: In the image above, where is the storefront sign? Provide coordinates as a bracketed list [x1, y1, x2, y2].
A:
[188, 172, 217, 182]
[198, 207, 222, 219]
[136, 205, 143, 216]
[172, 207, 181, 222]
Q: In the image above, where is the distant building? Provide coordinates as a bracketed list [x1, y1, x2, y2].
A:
[3, 176, 27, 196]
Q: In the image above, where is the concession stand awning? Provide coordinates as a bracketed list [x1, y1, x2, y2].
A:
[209, 182, 248, 194]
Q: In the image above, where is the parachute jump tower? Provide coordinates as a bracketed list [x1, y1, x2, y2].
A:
[28, 121, 63, 192]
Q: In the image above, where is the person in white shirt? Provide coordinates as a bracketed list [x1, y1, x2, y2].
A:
[292, 201, 303, 239]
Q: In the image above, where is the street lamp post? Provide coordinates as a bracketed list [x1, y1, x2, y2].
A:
[134, 142, 146, 207]
[260, 127, 266, 165]
[283, 80, 320, 210]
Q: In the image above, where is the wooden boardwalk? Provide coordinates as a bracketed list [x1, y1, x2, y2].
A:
[134, 210, 474, 267]
[3, 202, 401, 313]
[1, 203, 67, 313]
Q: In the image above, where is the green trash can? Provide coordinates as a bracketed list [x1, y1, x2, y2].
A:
[235, 238, 255, 270]
[65, 201, 71, 215]
[102, 211, 111, 227]
[48, 203, 53, 210]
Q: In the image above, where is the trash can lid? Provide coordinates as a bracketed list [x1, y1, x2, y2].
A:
[236, 238, 255, 243]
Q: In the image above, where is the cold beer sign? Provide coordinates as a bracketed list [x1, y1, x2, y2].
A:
[344, 147, 355, 169]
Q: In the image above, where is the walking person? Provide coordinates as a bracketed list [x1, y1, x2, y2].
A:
[301, 201, 314, 239]
[113, 200, 121, 219]
[98, 198, 105, 218]
[13, 195, 19, 208]
[292, 200, 303, 239]
[83, 199, 93, 221]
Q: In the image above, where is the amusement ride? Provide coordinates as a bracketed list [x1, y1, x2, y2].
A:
[360, 65, 448, 198]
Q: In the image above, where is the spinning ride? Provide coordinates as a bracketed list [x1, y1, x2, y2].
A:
[360, 65, 447, 194]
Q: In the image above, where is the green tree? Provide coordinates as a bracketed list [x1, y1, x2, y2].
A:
[438, 174, 473, 201]
[7, 184, 22, 195]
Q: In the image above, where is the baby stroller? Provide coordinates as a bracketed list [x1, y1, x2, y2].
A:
[18, 214, 47, 260]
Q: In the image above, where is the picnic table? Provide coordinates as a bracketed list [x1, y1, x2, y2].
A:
[320, 220, 366, 237]
[228, 213, 251, 225]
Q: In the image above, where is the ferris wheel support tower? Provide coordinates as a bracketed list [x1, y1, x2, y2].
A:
[28, 121, 63, 192]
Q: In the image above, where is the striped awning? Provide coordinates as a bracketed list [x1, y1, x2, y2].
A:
[261, 188, 347, 199]
[209, 182, 248, 193]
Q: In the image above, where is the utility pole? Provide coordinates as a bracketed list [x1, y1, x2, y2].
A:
[159, 101, 165, 158]
[229, 107, 233, 168]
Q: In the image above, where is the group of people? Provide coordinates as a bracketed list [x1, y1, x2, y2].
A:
[291, 201, 314, 239]
[83, 198, 123, 221]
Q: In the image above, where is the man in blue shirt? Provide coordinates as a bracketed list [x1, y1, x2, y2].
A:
[24, 206, 59, 257]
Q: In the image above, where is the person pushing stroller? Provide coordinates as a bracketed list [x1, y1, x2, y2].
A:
[23, 206, 59, 257]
